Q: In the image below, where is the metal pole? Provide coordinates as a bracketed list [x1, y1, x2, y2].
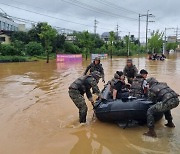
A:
[94, 19, 97, 35]
[117, 24, 119, 40]
[138, 14, 141, 46]
[164, 28, 167, 54]
[176, 26, 178, 43]
[146, 10, 149, 53]
[128, 32, 130, 57]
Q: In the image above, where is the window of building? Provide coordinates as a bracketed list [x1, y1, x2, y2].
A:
[0, 37, 6, 42]
[2, 22, 5, 30]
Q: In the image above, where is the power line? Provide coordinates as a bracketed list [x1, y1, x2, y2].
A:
[61, 0, 138, 21]
[0, 2, 93, 27]
[0, 2, 116, 32]
[95, 0, 139, 15]
[2, 0, 118, 28]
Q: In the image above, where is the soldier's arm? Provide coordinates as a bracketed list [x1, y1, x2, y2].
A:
[90, 78, 101, 97]
[86, 88, 93, 101]
[123, 67, 127, 76]
[100, 64, 105, 82]
[148, 91, 157, 102]
[113, 89, 117, 100]
[134, 66, 138, 77]
[84, 64, 92, 75]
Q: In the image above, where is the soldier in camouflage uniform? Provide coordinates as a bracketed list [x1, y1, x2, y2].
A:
[123, 59, 138, 84]
[144, 77, 179, 137]
[69, 71, 101, 123]
[130, 69, 148, 98]
[84, 57, 105, 83]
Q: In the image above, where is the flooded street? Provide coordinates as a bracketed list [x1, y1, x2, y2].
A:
[0, 53, 180, 154]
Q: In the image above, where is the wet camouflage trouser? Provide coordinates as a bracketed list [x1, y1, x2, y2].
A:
[69, 89, 87, 123]
[147, 97, 179, 128]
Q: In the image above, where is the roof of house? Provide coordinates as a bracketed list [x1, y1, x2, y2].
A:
[0, 30, 13, 36]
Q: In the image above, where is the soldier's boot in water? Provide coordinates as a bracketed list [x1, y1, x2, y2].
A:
[79, 112, 87, 123]
[143, 128, 157, 138]
[165, 120, 175, 128]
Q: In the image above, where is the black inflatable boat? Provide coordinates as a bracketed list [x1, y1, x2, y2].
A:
[94, 85, 163, 123]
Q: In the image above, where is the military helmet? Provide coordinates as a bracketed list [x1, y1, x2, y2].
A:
[140, 69, 148, 74]
[147, 77, 158, 87]
[114, 71, 123, 79]
[127, 59, 132, 63]
[91, 71, 102, 79]
[94, 57, 100, 61]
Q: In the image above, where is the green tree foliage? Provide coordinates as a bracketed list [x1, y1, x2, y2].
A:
[28, 23, 45, 43]
[148, 30, 163, 53]
[53, 34, 66, 52]
[166, 42, 178, 51]
[11, 31, 30, 44]
[74, 31, 95, 60]
[11, 40, 25, 55]
[25, 42, 43, 56]
[109, 31, 115, 58]
[64, 42, 80, 54]
[0, 44, 21, 56]
[38, 23, 57, 63]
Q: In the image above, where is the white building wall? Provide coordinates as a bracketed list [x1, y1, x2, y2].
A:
[0, 13, 18, 31]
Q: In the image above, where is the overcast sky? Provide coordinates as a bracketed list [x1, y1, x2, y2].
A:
[0, 0, 179, 42]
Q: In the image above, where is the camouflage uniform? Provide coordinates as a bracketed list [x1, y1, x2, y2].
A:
[84, 62, 105, 81]
[130, 75, 146, 98]
[123, 65, 138, 84]
[108, 72, 121, 95]
[147, 80, 179, 128]
[69, 75, 100, 123]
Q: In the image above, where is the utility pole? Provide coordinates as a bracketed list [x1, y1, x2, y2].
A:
[116, 24, 119, 40]
[94, 19, 98, 35]
[176, 26, 178, 43]
[139, 11, 155, 53]
[145, 10, 149, 53]
[138, 14, 141, 47]
[164, 28, 167, 54]
[127, 32, 130, 57]
[164, 27, 175, 54]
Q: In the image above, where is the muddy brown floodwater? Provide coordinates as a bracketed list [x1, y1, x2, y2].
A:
[0, 53, 180, 154]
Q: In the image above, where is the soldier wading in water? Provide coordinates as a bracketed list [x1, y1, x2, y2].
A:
[123, 59, 138, 84]
[84, 57, 105, 83]
[69, 71, 101, 123]
[144, 77, 179, 137]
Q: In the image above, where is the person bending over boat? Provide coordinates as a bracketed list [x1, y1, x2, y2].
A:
[123, 59, 138, 84]
[130, 69, 149, 98]
[112, 71, 130, 100]
[84, 57, 105, 83]
[144, 77, 179, 138]
[69, 71, 102, 123]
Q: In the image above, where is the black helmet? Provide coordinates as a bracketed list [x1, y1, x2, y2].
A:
[147, 77, 158, 87]
[114, 71, 123, 79]
[91, 71, 102, 80]
[140, 69, 148, 74]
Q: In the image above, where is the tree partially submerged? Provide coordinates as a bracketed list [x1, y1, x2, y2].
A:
[38, 23, 57, 63]
[109, 31, 115, 59]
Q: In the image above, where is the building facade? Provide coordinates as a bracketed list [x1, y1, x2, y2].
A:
[0, 13, 18, 31]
